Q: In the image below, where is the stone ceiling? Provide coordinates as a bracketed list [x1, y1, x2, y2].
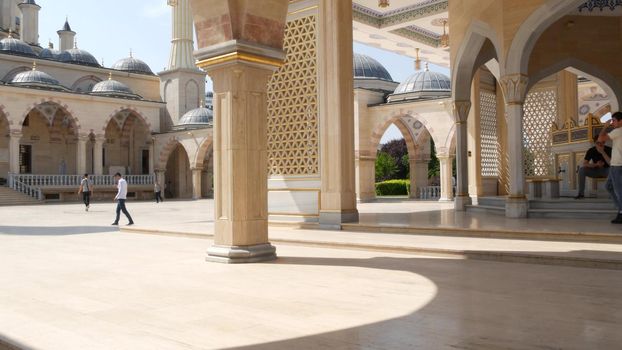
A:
[352, 0, 450, 67]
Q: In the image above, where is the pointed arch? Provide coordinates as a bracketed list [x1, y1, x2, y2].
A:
[506, 0, 585, 74]
[193, 137, 213, 169]
[100, 106, 152, 134]
[19, 99, 81, 131]
[452, 20, 502, 101]
[527, 57, 622, 112]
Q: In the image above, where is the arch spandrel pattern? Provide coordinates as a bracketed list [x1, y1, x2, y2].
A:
[266, 15, 318, 176]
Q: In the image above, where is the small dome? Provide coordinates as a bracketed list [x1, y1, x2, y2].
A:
[111, 56, 154, 75]
[353, 53, 393, 81]
[39, 47, 61, 60]
[393, 68, 451, 95]
[11, 67, 66, 91]
[178, 107, 213, 126]
[59, 48, 100, 67]
[0, 37, 36, 57]
[91, 77, 141, 99]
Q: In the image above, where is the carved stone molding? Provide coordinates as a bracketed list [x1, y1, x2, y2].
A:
[452, 100, 471, 124]
[500, 74, 529, 105]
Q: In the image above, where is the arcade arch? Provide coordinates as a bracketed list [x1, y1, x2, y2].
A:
[20, 101, 79, 174]
[103, 109, 151, 175]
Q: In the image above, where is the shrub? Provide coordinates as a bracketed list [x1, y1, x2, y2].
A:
[375, 179, 410, 196]
[375, 151, 397, 182]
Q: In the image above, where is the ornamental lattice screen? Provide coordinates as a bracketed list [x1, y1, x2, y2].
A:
[266, 15, 319, 176]
[480, 90, 499, 177]
[522, 88, 558, 177]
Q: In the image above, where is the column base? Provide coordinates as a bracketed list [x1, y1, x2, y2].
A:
[505, 196, 528, 218]
[206, 243, 277, 264]
[319, 210, 359, 229]
[357, 193, 376, 203]
[454, 195, 471, 211]
[438, 197, 454, 202]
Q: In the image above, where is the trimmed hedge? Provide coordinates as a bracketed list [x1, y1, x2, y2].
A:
[375, 179, 410, 196]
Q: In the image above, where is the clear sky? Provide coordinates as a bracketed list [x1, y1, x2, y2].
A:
[36, 1, 447, 144]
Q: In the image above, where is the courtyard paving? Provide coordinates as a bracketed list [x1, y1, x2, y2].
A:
[1, 200, 621, 349]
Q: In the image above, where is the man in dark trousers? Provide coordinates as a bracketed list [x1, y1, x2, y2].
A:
[575, 135, 612, 199]
[112, 173, 134, 226]
[78, 173, 93, 211]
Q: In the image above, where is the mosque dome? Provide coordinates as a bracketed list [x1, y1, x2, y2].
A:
[353, 53, 393, 81]
[59, 48, 100, 67]
[111, 56, 154, 75]
[39, 47, 61, 60]
[393, 67, 451, 94]
[177, 107, 213, 128]
[0, 36, 36, 57]
[10, 66, 66, 91]
[91, 76, 141, 99]
[388, 65, 451, 103]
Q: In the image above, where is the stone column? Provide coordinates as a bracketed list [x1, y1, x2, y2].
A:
[155, 169, 166, 189]
[191, 167, 202, 199]
[93, 135, 105, 175]
[318, 0, 358, 227]
[438, 155, 454, 202]
[198, 59, 281, 263]
[148, 139, 155, 175]
[76, 134, 88, 175]
[9, 131, 22, 175]
[408, 158, 418, 199]
[500, 74, 529, 218]
[355, 157, 376, 202]
[453, 101, 471, 210]
[408, 158, 429, 199]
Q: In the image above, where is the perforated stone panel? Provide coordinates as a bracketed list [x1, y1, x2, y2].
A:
[267, 15, 318, 176]
[480, 90, 499, 177]
[523, 88, 557, 177]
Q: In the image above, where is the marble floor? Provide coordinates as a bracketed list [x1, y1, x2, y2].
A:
[1, 200, 621, 349]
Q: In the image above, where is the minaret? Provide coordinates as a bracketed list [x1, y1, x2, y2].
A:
[57, 18, 75, 51]
[18, 0, 40, 45]
[167, 0, 195, 69]
[159, 0, 206, 130]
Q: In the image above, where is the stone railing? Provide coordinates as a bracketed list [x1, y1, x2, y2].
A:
[8, 174, 43, 200]
[8, 174, 154, 191]
[418, 186, 441, 199]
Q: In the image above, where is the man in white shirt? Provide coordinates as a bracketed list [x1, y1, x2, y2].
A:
[112, 172, 134, 226]
[598, 111, 622, 223]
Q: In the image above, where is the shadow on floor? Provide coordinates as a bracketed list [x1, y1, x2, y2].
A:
[222, 255, 622, 350]
[0, 225, 115, 236]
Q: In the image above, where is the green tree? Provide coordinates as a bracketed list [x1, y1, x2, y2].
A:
[428, 138, 440, 179]
[380, 139, 409, 179]
[375, 151, 397, 182]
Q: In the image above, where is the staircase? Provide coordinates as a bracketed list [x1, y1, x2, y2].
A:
[0, 186, 42, 206]
[466, 196, 617, 219]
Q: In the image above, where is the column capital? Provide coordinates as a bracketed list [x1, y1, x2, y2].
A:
[191, 167, 204, 172]
[77, 134, 90, 142]
[452, 100, 471, 124]
[9, 130, 22, 139]
[500, 74, 529, 105]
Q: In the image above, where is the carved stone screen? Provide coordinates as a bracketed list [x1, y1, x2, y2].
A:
[523, 88, 557, 177]
[266, 15, 319, 176]
[480, 90, 499, 177]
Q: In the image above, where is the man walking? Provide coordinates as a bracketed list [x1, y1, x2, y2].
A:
[112, 172, 134, 226]
[78, 173, 93, 211]
[154, 180, 163, 203]
[599, 111, 622, 223]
